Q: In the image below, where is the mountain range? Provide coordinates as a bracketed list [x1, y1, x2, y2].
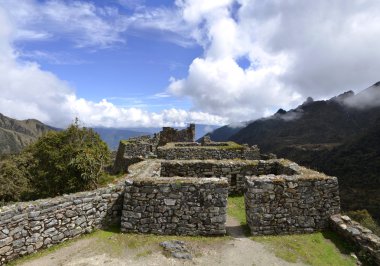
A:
[207, 82, 380, 221]
[0, 113, 56, 155]
[0, 113, 219, 153]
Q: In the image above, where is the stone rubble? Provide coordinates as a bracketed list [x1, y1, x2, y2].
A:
[330, 214, 380, 265]
[160, 240, 192, 260]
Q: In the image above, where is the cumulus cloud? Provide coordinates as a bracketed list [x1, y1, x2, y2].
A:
[2, 0, 380, 127]
[0, 4, 226, 128]
[165, 0, 380, 122]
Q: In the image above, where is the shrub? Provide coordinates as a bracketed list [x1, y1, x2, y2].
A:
[0, 120, 111, 202]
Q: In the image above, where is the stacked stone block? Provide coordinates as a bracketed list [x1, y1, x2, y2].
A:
[160, 160, 293, 195]
[121, 177, 228, 236]
[245, 174, 340, 235]
[330, 214, 380, 264]
[0, 183, 124, 264]
[157, 145, 260, 160]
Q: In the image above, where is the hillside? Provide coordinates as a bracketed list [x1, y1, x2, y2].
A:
[207, 83, 380, 220]
[0, 113, 56, 155]
[93, 127, 151, 150]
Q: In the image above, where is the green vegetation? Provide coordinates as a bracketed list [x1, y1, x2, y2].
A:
[0, 120, 112, 202]
[221, 141, 244, 150]
[227, 196, 246, 225]
[253, 232, 357, 266]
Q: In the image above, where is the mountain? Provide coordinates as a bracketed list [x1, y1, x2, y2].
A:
[201, 124, 243, 142]
[207, 82, 380, 221]
[310, 119, 380, 220]
[230, 88, 380, 154]
[93, 124, 219, 150]
[0, 113, 56, 155]
[92, 128, 151, 150]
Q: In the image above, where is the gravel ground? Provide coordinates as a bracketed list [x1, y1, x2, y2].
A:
[17, 216, 305, 266]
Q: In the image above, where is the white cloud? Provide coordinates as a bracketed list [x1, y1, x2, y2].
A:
[2, 0, 380, 127]
[165, 0, 380, 122]
[0, 4, 227, 128]
[2, 0, 127, 48]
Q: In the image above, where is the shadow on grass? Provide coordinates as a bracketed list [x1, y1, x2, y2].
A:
[322, 230, 356, 255]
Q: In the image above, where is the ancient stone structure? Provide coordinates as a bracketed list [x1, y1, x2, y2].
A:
[158, 124, 195, 146]
[330, 214, 380, 264]
[0, 134, 349, 264]
[113, 124, 196, 173]
[121, 177, 228, 236]
[113, 137, 156, 173]
[157, 142, 260, 160]
[245, 169, 340, 235]
[160, 159, 294, 194]
[0, 182, 124, 264]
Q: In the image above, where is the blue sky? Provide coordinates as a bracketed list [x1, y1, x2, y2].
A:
[1, 0, 380, 128]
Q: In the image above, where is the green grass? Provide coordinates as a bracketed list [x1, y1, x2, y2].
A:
[253, 232, 357, 266]
[98, 172, 125, 186]
[227, 195, 246, 225]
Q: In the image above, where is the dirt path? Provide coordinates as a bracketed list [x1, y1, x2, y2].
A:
[17, 216, 306, 266]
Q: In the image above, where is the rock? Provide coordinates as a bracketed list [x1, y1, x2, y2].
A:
[164, 199, 176, 206]
[160, 240, 192, 260]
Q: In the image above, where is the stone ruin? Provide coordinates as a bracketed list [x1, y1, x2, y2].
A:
[121, 159, 340, 236]
[113, 124, 260, 173]
[158, 124, 195, 146]
[9, 123, 378, 265]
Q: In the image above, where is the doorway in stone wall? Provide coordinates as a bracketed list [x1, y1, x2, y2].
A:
[226, 195, 250, 238]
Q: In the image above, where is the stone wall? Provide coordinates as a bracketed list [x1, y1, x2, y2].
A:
[160, 160, 296, 194]
[330, 214, 380, 265]
[158, 124, 195, 146]
[113, 140, 153, 173]
[0, 183, 124, 264]
[245, 172, 340, 235]
[157, 144, 260, 160]
[121, 177, 228, 236]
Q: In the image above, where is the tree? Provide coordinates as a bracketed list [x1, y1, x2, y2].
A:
[27, 121, 111, 197]
[0, 153, 34, 203]
[0, 120, 111, 202]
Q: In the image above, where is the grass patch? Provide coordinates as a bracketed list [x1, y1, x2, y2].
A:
[98, 172, 125, 186]
[8, 233, 95, 266]
[10, 225, 229, 265]
[227, 195, 250, 235]
[227, 195, 246, 225]
[253, 232, 357, 266]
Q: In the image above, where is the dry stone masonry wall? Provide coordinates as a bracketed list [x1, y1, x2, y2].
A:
[330, 214, 380, 265]
[121, 177, 228, 236]
[160, 160, 296, 194]
[245, 172, 340, 235]
[157, 144, 260, 160]
[0, 183, 124, 264]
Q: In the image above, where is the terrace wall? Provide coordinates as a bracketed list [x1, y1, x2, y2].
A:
[121, 177, 228, 236]
[0, 183, 124, 264]
[160, 160, 296, 194]
[330, 214, 380, 265]
[157, 145, 260, 160]
[245, 174, 340, 235]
